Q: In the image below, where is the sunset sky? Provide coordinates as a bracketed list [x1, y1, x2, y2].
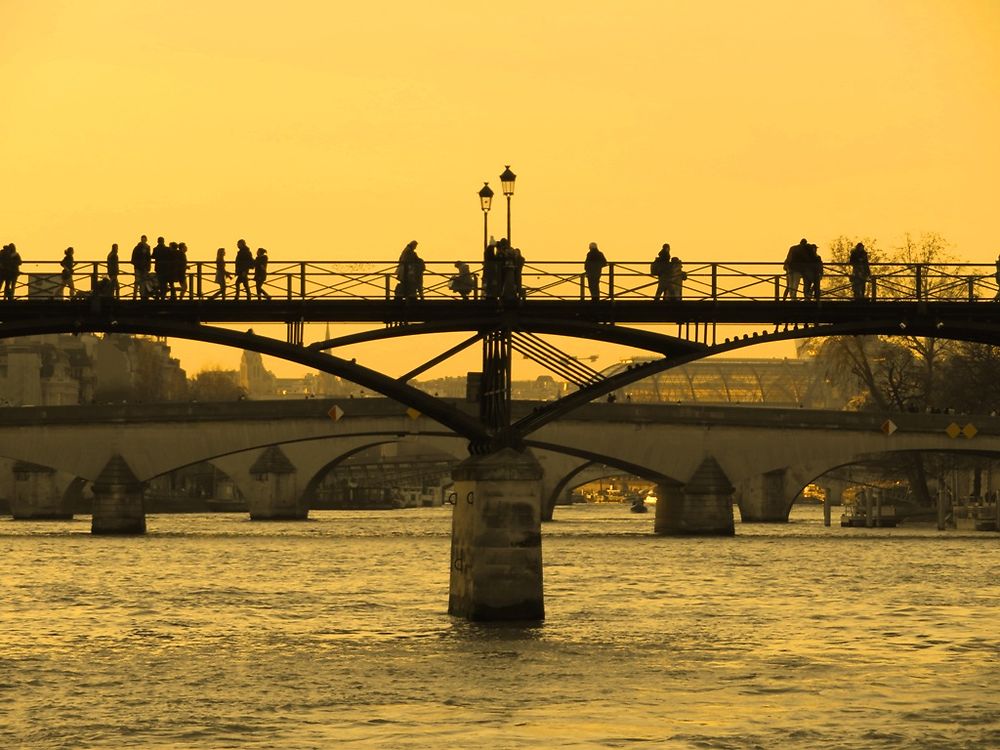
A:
[3, 1, 999, 380]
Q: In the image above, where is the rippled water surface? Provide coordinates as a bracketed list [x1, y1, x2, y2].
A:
[2, 505, 998, 749]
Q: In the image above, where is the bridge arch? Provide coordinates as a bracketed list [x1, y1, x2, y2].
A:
[6, 311, 1000, 446]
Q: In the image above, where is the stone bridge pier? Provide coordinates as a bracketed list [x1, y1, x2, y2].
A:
[448, 448, 544, 621]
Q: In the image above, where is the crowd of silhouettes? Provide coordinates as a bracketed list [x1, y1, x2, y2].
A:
[0, 234, 975, 304]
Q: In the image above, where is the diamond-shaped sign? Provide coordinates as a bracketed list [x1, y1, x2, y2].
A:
[945, 422, 961, 439]
[406, 407, 421, 420]
[881, 419, 897, 436]
[327, 405, 344, 422]
[962, 423, 978, 439]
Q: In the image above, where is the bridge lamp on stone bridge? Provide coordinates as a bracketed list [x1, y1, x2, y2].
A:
[478, 182, 494, 251]
[499, 165, 516, 243]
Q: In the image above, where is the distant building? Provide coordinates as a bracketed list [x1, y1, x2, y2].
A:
[0, 334, 187, 406]
[603, 355, 847, 408]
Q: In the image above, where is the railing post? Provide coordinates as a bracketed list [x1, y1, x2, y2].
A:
[287, 273, 293, 300]
[195, 262, 203, 299]
[608, 262, 615, 301]
[711, 263, 718, 301]
[299, 263, 307, 299]
[385, 273, 391, 300]
[871, 276, 878, 301]
[91, 262, 99, 290]
[579, 274, 585, 301]
[968, 276, 976, 302]
[915, 264, 923, 300]
[774, 275, 780, 301]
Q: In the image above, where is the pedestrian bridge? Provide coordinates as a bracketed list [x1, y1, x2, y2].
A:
[2, 398, 997, 523]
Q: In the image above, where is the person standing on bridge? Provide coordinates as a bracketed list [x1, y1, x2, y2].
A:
[993, 253, 1000, 301]
[254, 247, 271, 300]
[1, 243, 22, 301]
[208, 248, 231, 300]
[783, 239, 810, 300]
[395, 240, 423, 301]
[234, 240, 253, 300]
[584, 242, 607, 301]
[106, 243, 120, 299]
[651, 244, 671, 301]
[60, 247, 75, 298]
[151, 237, 168, 299]
[849, 242, 871, 301]
[666, 256, 687, 300]
[130, 235, 151, 299]
[483, 237, 500, 299]
[802, 243, 823, 301]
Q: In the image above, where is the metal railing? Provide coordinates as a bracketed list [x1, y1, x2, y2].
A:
[1, 259, 997, 303]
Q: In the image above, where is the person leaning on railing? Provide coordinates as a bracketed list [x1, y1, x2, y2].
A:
[849, 242, 871, 301]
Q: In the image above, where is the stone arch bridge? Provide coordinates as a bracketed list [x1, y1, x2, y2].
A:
[3, 398, 997, 524]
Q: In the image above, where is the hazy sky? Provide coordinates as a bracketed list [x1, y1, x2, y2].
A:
[3, 1, 999, 380]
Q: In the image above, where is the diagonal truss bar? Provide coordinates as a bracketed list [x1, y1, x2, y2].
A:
[511, 331, 604, 387]
[398, 332, 485, 383]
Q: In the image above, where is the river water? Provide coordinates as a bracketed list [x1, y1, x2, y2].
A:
[1, 504, 997, 749]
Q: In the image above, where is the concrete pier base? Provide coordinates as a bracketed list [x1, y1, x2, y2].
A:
[91, 455, 145, 535]
[737, 469, 790, 522]
[449, 448, 544, 621]
[656, 456, 735, 535]
[246, 446, 306, 520]
[10, 462, 73, 520]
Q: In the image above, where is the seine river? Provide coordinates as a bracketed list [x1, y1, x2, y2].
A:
[2, 504, 998, 749]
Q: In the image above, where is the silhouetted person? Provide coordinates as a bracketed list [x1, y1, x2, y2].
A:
[450, 261, 476, 300]
[60, 247, 75, 298]
[802, 243, 823, 301]
[209, 248, 231, 299]
[994, 253, 1000, 301]
[131, 235, 151, 299]
[783, 239, 810, 300]
[234, 239, 253, 299]
[651, 243, 671, 300]
[395, 240, 422, 300]
[482, 237, 499, 299]
[151, 236, 168, 299]
[496, 238, 521, 301]
[0, 244, 21, 301]
[164, 241, 181, 300]
[254, 247, 271, 299]
[849, 242, 871, 301]
[584, 242, 607, 301]
[666, 257, 687, 300]
[177, 242, 189, 299]
[107, 243, 120, 298]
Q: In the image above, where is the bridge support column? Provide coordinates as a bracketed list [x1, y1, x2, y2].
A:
[738, 469, 791, 523]
[10, 462, 74, 520]
[449, 448, 544, 621]
[656, 457, 735, 535]
[91, 455, 145, 535]
[246, 446, 306, 520]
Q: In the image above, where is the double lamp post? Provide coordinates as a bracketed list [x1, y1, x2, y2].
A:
[478, 165, 516, 251]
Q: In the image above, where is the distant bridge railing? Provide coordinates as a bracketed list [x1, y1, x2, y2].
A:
[2, 260, 997, 303]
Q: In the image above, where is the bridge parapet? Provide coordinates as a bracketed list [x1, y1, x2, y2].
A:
[2, 259, 995, 303]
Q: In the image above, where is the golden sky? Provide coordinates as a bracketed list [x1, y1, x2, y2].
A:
[3, 1, 999, 380]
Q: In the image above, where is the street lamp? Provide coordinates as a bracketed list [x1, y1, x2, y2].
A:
[499, 165, 516, 243]
[478, 182, 494, 251]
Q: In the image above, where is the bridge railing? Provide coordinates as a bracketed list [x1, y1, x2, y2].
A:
[1, 259, 996, 303]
